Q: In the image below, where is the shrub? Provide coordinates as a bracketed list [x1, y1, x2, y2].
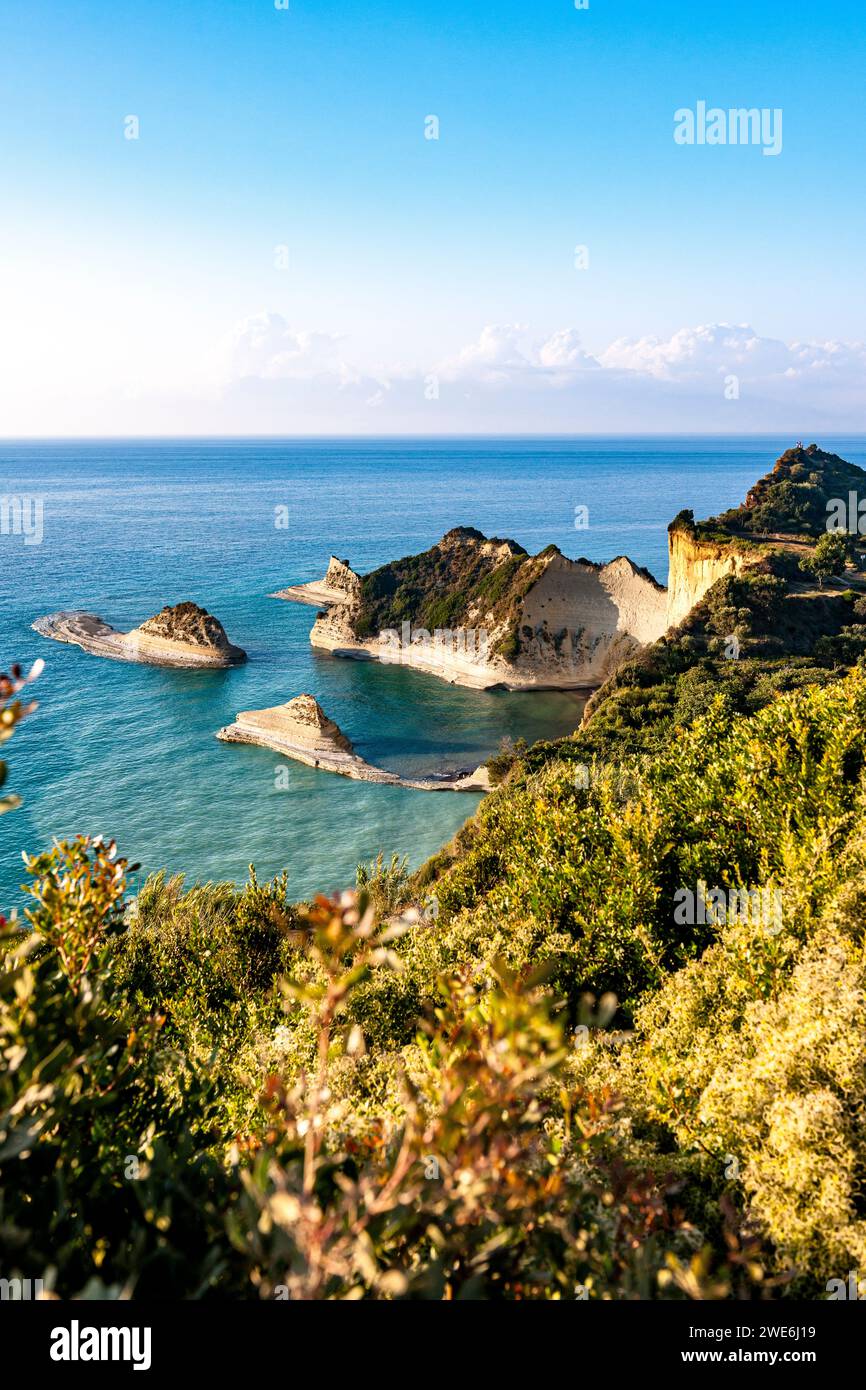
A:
[0, 659, 41, 818]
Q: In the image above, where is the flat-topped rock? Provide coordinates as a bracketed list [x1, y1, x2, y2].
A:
[33, 603, 247, 668]
[217, 693, 489, 793]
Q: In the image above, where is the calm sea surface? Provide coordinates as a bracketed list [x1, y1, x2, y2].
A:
[3, 436, 864, 907]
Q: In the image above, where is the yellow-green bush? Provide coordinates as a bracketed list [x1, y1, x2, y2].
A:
[585, 806, 866, 1288]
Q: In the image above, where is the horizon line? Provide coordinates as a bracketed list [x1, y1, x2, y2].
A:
[2, 431, 865, 444]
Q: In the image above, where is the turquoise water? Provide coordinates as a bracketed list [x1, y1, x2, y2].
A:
[3, 436, 865, 907]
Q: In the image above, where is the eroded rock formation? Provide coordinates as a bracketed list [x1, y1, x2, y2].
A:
[217, 693, 488, 791]
[135, 602, 238, 655]
[33, 603, 247, 668]
[274, 532, 668, 691]
[666, 522, 757, 629]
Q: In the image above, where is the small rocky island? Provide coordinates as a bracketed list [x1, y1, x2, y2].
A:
[33, 602, 247, 668]
[217, 693, 489, 792]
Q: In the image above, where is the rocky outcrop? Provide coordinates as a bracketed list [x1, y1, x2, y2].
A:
[33, 603, 246, 668]
[276, 445, 864, 692]
[664, 444, 866, 626]
[717, 443, 866, 538]
[320, 556, 362, 602]
[271, 556, 360, 610]
[217, 694, 489, 792]
[274, 532, 668, 691]
[134, 602, 239, 656]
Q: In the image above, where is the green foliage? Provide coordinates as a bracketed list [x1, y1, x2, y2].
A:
[231, 940, 718, 1301]
[701, 574, 786, 637]
[0, 660, 42, 817]
[349, 531, 549, 657]
[800, 531, 849, 588]
[8, 587, 866, 1297]
[417, 669, 866, 1289]
[716, 443, 866, 538]
[0, 847, 725, 1300]
[112, 866, 300, 1136]
[356, 852, 411, 915]
[423, 671, 866, 1017]
[590, 818, 866, 1287]
[569, 563, 861, 759]
[486, 736, 528, 784]
[493, 623, 521, 661]
[0, 836, 249, 1299]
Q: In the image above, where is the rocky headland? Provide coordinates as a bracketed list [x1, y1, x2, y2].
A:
[274, 531, 669, 691]
[33, 602, 247, 668]
[217, 693, 490, 792]
[275, 446, 864, 696]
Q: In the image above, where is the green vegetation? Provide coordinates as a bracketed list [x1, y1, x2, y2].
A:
[712, 442, 866, 539]
[524, 572, 857, 764]
[350, 528, 549, 658]
[355, 851, 410, 916]
[0, 659, 41, 815]
[800, 531, 849, 588]
[4, 642, 866, 1297]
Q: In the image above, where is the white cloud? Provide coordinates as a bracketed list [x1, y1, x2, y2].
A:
[207, 317, 866, 433]
[599, 323, 789, 378]
[5, 313, 863, 435]
[223, 312, 363, 386]
[537, 328, 598, 370]
[598, 322, 866, 396]
[437, 324, 599, 386]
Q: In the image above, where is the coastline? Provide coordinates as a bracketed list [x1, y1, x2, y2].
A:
[273, 549, 666, 692]
[2, 435, 788, 907]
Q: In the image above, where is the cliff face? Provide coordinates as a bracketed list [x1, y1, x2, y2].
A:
[279, 532, 668, 690]
[511, 552, 667, 685]
[282, 442, 866, 692]
[666, 527, 755, 629]
[321, 557, 361, 603]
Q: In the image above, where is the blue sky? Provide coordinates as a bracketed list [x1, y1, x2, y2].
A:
[1, 0, 864, 433]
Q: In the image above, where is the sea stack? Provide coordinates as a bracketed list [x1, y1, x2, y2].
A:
[33, 602, 247, 668]
[220, 693, 355, 761]
[217, 693, 489, 792]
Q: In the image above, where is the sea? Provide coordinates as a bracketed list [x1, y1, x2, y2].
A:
[3, 436, 864, 909]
